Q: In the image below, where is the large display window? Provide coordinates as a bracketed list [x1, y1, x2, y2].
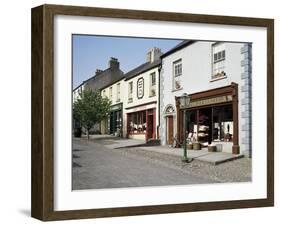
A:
[185, 104, 233, 146]
[177, 84, 239, 154]
[212, 105, 233, 142]
[128, 111, 146, 134]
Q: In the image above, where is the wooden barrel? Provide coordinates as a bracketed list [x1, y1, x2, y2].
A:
[193, 142, 201, 150]
[208, 145, 217, 152]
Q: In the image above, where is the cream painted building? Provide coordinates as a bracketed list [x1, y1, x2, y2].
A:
[100, 79, 125, 136]
[122, 47, 162, 141]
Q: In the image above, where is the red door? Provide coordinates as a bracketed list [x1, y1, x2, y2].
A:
[146, 109, 155, 141]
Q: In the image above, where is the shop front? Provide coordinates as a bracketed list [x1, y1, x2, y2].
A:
[108, 103, 123, 137]
[176, 83, 239, 154]
[125, 102, 157, 141]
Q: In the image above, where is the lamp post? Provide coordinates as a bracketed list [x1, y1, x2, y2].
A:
[179, 93, 191, 163]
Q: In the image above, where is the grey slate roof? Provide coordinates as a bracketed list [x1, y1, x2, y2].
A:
[160, 40, 195, 58]
[124, 59, 161, 81]
[84, 67, 124, 91]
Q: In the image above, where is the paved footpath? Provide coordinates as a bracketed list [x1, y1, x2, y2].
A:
[72, 138, 217, 190]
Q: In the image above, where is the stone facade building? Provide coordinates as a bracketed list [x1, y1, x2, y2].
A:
[73, 57, 124, 133]
[83, 57, 124, 91]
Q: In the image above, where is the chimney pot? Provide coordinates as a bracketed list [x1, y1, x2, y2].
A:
[109, 57, 119, 69]
[146, 47, 162, 63]
[95, 69, 103, 75]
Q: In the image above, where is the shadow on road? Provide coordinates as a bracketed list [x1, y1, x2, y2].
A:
[90, 136, 122, 141]
[73, 154, 80, 159]
[73, 162, 82, 168]
[73, 148, 87, 152]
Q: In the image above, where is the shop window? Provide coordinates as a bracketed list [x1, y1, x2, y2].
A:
[212, 43, 226, 80]
[149, 72, 156, 97]
[187, 110, 198, 142]
[197, 108, 212, 144]
[128, 111, 146, 134]
[128, 82, 133, 103]
[185, 104, 233, 145]
[213, 105, 233, 142]
[173, 59, 182, 90]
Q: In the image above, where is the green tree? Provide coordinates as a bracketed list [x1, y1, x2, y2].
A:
[73, 89, 111, 140]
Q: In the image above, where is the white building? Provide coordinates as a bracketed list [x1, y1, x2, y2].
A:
[159, 41, 252, 156]
[73, 83, 84, 103]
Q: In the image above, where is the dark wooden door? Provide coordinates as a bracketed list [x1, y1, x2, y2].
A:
[167, 116, 174, 145]
[147, 115, 154, 140]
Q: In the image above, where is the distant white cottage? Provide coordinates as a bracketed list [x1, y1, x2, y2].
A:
[159, 41, 252, 157]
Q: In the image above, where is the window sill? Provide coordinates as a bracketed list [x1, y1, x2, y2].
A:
[210, 75, 227, 82]
[171, 87, 183, 92]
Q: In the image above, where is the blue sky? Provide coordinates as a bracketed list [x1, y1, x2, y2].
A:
[72, 35, 182, 88]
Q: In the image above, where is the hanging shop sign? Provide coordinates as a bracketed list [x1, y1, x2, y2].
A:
[137, 77, 144, 99]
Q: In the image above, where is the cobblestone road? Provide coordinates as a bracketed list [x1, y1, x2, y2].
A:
[72, 137, 251, 190]
[72, 138, 217, 190]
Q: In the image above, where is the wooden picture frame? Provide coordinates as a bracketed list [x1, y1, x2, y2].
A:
[31, 4, 274, 221]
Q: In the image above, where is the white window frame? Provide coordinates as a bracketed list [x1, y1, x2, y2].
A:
[109, 87, 113, 101]
[212, 43, 226, 81]
[116, 83, 120, 102]
[149, 72, 156, 97]
[128, 81, 133, 103]
[173, 59, 182, 90]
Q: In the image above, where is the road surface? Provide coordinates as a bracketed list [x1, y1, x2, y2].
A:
[72, 137, 216, 190]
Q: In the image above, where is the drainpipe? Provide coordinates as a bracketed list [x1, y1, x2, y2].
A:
[157, 63, 162, 140]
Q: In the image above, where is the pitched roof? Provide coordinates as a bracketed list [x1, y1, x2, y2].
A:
[124, 59, 161, 81]
[73, 68, 124, 92]
[73, 81, 85, 91]
[160, 40, 195, 58]
[84, 67, 124, 90]
[99, 73, 126, 90]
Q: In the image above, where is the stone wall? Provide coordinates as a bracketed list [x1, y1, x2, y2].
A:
[240, 43, 252, 157]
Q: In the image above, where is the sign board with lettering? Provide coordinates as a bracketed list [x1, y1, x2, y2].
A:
[185, 95, 233, 109]
[137, 77, 144, 99]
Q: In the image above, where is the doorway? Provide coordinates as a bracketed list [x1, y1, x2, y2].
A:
[166, 116, 174, 145]
[147, 114, 154, 140]
[146, 109, 155, 140]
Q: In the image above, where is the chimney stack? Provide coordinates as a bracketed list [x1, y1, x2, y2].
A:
[108, 57, 119, 69]
[146, 47, 162, 63]
[95, 69, 103, 75]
